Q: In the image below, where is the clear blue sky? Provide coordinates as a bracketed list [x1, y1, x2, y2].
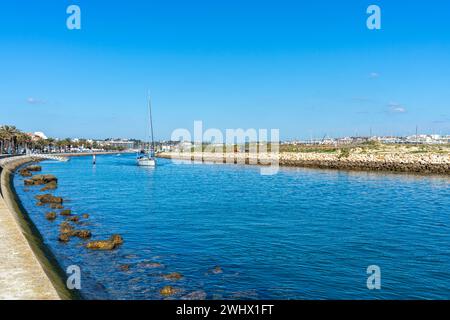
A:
[1, 0, 449, 140]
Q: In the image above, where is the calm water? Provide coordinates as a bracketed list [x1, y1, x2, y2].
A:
[13, 154, 450, 299]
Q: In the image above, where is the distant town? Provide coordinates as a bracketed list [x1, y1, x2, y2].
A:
[0, 125, 449, 155]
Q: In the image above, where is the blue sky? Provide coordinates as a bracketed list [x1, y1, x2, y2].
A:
[1, 0, 449, 140]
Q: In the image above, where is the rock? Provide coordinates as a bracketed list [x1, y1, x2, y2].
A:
[160, 286, 179, 296]
[86, 234, 124, 250]
[50, 203, 64, 210]
[24, 174, 57, 186]
[163, 272, 184, 281]
[26, 165, 42, 172]
[65, 216, 80, 223]
[211, 266, 223, 274]
[58, 233, 70, 242]
[181, 290, 207, 300]
[82, 214, 89, 219]
[60, 209, 72, 216]
[60, 222, 74, 234]
[45, 212, 57, 221]
[40, 181, 57, 192]
[35, 194, 63, 204]
[119, 264, 130, 271]
[19, 169, 32, 177]
[72, 230, 92, 239]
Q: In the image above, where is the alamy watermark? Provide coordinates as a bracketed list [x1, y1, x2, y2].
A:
[366, 265, 381, 290]
[66, 265, 81, 290]
[171, 121, 280, 176]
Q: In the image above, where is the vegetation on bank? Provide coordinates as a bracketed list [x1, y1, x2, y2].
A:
[0, 125, 127, 154]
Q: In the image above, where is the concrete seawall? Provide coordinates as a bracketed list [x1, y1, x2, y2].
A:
[158, 151, 450, 175]
[0, 156, 74, 300]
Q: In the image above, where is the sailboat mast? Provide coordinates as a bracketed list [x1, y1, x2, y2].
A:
[148, 93, 155, 152]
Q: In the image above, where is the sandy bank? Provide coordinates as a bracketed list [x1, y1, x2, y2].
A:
[0, 156, 75, 300]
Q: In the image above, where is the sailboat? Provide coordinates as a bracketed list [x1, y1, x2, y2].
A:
[137, 94, 157, 167]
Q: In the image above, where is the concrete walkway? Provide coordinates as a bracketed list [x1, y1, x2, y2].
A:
[0, 158, 60, 300]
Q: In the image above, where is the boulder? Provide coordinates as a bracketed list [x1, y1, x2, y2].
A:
[60, 222, 74, 234]
[26, 165, 42, 172]
[19, 169, 32, 177]
[211, 266, 223, 274]
[45, 212, 57, 221]
[72, 230, 92, 239]
[163, 272, 184, 281]
[60, 209, 72, 216]
[35, 194, 63, 204]
[86, 234, 124, 250]
[40, 181, 57, 192]
[58, 233, 70, 242]
[65, 216, 80, 223]
[160, 286, 179, 296]
[24, 174, 57, 186]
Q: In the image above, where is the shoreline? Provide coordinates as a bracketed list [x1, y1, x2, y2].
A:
[158, 151, 450, 175]
[0, 156, 78, 300]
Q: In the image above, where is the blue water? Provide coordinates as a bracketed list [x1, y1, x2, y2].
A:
[13, 154, 450, 299]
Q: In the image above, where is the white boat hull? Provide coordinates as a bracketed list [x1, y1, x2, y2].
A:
[137, 157, 156, 166]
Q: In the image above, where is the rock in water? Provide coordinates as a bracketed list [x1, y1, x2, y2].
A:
[160, 286, 179, 296]
[24, 174, 57, 186]
[45, 212, 57, 221]
[72, 230, 92, 239]
[40, 181, 57, 192]
[60, 209, 72, 216]
[58, 233, 70, 242]
[163, 272, 184, 281]
[26, 165, 42, 172]
[211, 266, 223, 274]
[19, 169, 32, 177]
[86, 234, 124, 250]
[82, 213, 90, 219]
[119, 264, 130, 271]
[65, 216, 80, 223]
[50, 203, 64, 209]
[35, 194, 63, 204]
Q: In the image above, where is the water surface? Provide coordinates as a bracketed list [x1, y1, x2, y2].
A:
[14, 154, 450, 299]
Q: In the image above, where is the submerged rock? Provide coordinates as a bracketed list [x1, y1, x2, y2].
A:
[72, 230, 92, 239]
[19, 169, 32, 177]
[58, 233, 70, 242]
[40, 181, 57, 192]
[181, 290, 207, 300]
[45, 212, 57, 221]
[160, 286, 179, 296]
[60, 209, 72, 216]
[211, 266, 223, 274]
[86, 234, 124, 250]
[163, 272, 184, 281]
[82, 213, 89, 219]
[35, 194, 63, 204]
[26, 165, 42, 172]
[24, 174, 57, 186]
[65, 215, 80, 223]
[50, 203, 64, 210]
[60, 222, 74, 234]
[119, 264, 130, 272]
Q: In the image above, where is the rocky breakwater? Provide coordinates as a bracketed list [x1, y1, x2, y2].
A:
[279, 152, 450, 174]
[159, 151, 450, 174]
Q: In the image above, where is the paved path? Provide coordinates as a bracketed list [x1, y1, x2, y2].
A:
[0, 158, 60, 300]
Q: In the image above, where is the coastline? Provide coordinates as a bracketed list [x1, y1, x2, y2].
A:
[0, 156, 78, 300]
[158, 151, 450, 175]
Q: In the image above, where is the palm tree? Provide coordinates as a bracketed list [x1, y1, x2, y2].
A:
[0, 125, 20, 154]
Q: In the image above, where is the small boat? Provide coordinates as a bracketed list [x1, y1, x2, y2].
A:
[137, 93, 157, 167]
